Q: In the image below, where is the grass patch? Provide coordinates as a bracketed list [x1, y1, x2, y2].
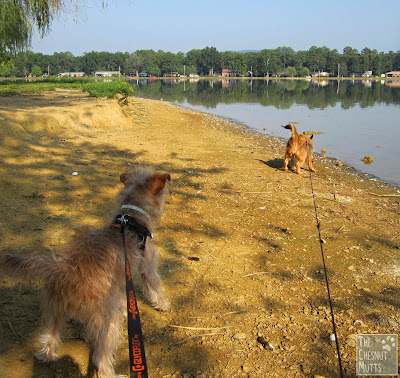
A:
[0, 77, 134, 98]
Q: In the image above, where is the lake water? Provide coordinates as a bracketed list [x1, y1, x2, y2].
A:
[130, 79, 400, 187]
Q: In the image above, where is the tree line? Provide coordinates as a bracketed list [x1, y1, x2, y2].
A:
[131, 79, 400, 110]
[1, 46, 400, 78]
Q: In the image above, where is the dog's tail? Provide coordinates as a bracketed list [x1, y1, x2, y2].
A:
[3, 252, 56, 286]
[282, 123, 297, 138]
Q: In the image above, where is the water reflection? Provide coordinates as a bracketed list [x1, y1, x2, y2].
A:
[130, 79, 400, 186]
[129, 79, 400, 110]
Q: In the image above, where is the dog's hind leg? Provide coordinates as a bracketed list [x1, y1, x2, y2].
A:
[295, 156, 306, 176]
[282, 152, 291, 171]
[35, 293, 66, 361]
[91, 305, 124, 378]
[307, 156, 316, 172]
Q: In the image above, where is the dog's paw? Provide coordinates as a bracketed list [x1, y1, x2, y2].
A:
[34, 350, 59, 362]
[156, 300, 170, 312]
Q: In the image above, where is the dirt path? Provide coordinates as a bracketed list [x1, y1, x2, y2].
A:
[1, 90, 399, 377]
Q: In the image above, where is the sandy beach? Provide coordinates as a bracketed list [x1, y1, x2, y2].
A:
[1, 90, 399, 377]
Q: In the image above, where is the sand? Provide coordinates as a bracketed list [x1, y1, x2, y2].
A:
[0, 89, 399, 377]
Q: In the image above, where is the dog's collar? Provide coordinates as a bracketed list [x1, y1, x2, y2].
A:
[120, 204, 151, 220]
[114, 214, 153, 250]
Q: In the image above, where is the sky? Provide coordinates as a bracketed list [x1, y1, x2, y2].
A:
[30, 0, 400, 56]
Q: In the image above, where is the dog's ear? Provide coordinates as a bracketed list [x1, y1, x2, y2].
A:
[148, 172, 171, 195]
[120, 172, 131, 186]
[310, 135, 314, 139]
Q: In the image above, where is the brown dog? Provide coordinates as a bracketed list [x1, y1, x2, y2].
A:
[282, 123, 316, 175]
[3, 166, 170, 378]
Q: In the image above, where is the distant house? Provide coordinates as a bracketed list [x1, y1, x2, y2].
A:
[163, 72, 179, 77]
[349, 72, 363, 78]
[222, 68, 238, 77]
[311, 71, 330, 77]
[362, 71, 373, 77]
[94, 71, 120, 77]
[385, 71, 400, 78]
[57, 72, 85, 77]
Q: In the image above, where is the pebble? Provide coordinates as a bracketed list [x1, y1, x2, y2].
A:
[346, 334, 356, 347]
[354, 319, 368, 327]
[301, 364, 311, 374]
[233, 333, 246, 340]
[242, 364, 251, 373]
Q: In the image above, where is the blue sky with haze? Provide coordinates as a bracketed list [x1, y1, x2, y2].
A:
[31, 0, 399, 55]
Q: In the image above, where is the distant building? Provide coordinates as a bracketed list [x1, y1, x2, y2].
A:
[222, 68, 238, 77]
[57, 72, 85, 77]
[363, 71, 373, 77]
[385, 71, 400, 78]
[94, 71, 120, 77]
[311, 71, 330, 77]
[349, 72, 363, 78]
[163, 72, 179, 77]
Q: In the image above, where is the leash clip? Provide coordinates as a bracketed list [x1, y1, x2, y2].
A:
[116, 214, 129, 233]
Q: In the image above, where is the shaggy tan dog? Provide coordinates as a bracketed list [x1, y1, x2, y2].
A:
[3, 166, 170, 378]
[282, 123, 316, 175]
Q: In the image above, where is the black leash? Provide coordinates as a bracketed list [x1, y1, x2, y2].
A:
[308, 163, 344, 378]
[116, 214, 150, 378]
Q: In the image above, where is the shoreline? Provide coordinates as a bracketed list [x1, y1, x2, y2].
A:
[1, 90, 399, 377]
[171, 99, 400, 190]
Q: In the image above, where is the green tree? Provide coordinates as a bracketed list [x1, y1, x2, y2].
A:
[1, 1, 106, 63]
[198, 46, 221, 76]
[159, 51, 179, 74]
[0, 61, 13, 76]
[31, 63, 42, 76]
[293, 50, 307, 72]
[326, 49, 340, 75]
[0, 0, 74, 62]
[298, 66, 310, 77]
[232, 52, 247, 76]
[133, 50, 157, 74]
[220, 50, 235, 69]
[149, 65, 161, 76]
[286, 66, 297, 77]
[259, 49, 279, 76]
[186, 49, 201, 74]
[343, 46, 360, 74]
[276, 46, 295, 70]
[393, 51, 400, 71]
[125, 52, 141, 75]
[306, 46, 329, 73]
[245, 52, 259, 76]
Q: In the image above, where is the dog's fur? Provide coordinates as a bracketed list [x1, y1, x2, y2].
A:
[3, 166, 170, 378]
[282, 123, 316, 175]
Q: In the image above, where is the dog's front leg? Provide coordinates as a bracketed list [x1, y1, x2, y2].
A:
[141, 240, 169, 311]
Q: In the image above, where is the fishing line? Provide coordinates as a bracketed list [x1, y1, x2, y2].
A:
[308, 162, 344, 378]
